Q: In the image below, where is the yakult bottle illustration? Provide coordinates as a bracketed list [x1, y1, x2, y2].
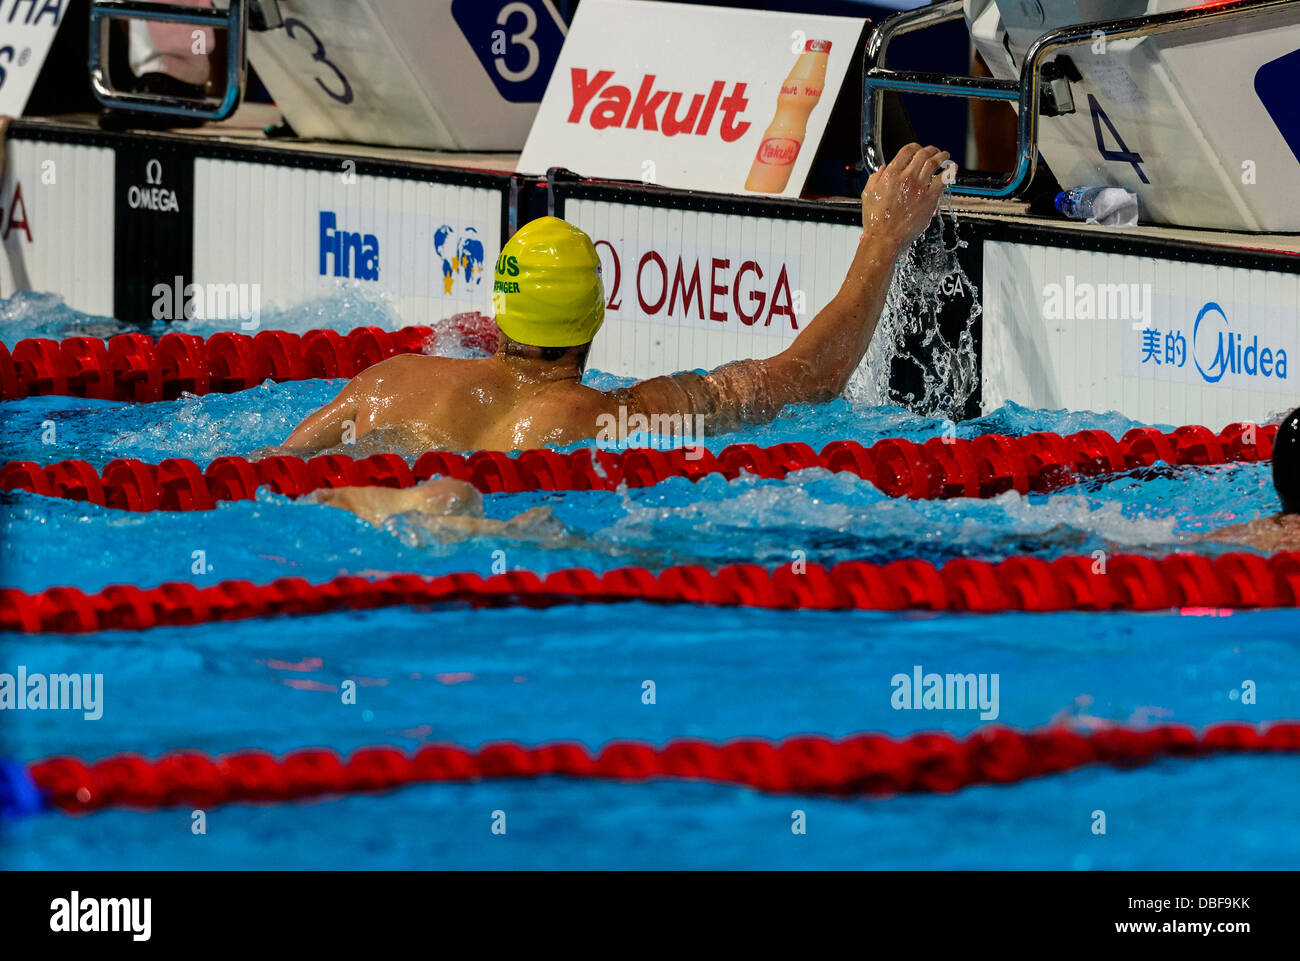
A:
[744, 39, 830, 194]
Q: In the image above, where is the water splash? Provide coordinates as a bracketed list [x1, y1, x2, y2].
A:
[0, 291, 120, 345]
[848, 198, 982, 420]
[0, 284, 405, 347]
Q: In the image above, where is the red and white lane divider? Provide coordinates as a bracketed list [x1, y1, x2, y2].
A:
[0, 421, 1274, 510]
[4, 551, 1298, 635]
[0, 317, 498, 402]
[14, 721, 1300, 815]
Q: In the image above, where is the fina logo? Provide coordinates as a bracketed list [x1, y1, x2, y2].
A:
[319, 211, 380, 281]
[1192, 301, 1287, 384]
[434, 224, 484, 295]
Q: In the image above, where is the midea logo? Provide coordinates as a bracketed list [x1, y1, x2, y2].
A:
[1192, 301, 1288, 384]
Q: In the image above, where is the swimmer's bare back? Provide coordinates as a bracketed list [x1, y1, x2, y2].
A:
[283, 349, 621, 452]
[282, 145, 949, 455]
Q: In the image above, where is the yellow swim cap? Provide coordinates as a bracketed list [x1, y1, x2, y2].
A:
[492, 217, 605, 348]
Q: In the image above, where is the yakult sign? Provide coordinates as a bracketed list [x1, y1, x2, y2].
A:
[519, 0, 865, 197]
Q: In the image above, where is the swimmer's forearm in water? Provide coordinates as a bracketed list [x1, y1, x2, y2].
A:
[311, 477, 481, 523]
[622, 144, 949, 433]
[310, 478, 568, 544]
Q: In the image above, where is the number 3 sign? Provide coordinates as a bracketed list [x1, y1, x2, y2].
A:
[451, 0, 567, 103]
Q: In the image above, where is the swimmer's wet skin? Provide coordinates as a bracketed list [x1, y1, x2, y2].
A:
[282, 143, 950, 459]
[1205, 405, 1300, 551]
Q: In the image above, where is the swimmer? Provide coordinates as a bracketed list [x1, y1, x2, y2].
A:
[309, 476, 566, 544]
[282, 144, 950, 455]
[1203, 406, 1300, 551]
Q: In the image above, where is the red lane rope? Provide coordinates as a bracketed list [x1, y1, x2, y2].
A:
[5, 552, 1299, 634]
[25, 721, 1300, 812]
[0, 317, 499, 403]
[0, 422, 1274, 509]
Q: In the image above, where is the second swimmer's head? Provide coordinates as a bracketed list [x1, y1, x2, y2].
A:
[492, 217, 605, 351]
[1275, 406, 1300, 514]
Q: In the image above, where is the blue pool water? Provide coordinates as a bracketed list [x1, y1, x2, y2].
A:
[1, 292, 1298, 869]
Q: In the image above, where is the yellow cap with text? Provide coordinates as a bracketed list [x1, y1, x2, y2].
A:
[492, 217, 605, 348]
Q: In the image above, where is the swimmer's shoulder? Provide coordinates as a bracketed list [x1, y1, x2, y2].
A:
[359, 351, 496, 386]
[546, 380, 621, 416]
[509, 382, 618, 447]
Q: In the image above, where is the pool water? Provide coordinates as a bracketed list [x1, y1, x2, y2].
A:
[2, 292, 1298, 869]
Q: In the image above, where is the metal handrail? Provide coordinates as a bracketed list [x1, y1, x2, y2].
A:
[89, 0, 249, 121]
[863, 0, 1300, 198]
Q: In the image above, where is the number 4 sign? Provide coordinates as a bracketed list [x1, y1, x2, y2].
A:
[451, 0, 567, 103]
[1088, 93, 1150, 185]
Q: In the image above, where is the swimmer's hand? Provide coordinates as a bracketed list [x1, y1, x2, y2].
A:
[1198, 514, 1300, 552]
[407, 505, 570, 545]
[861, 143, 950, 254]
[249, 445, 294, 461]
[502, 505, 567, 538]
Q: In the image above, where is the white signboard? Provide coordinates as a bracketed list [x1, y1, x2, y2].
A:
[193, 158, 503, 325]
[520, 0, 865, 197]
[982, 240, 1300, 430]
[0, 0, 65, 116]
[565, 197, 859, 378]
[1, 138, 115, 314]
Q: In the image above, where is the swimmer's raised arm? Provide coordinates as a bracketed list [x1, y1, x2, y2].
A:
[622, 144, 948, 432]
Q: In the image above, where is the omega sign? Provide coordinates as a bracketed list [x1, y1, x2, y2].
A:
[594, 240, 802, 328]
[127, 159, 180, 213]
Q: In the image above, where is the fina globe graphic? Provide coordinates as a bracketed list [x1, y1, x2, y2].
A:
[434, 225, 486, 295]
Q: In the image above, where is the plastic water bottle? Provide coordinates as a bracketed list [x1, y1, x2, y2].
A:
[1054, 186, 1139, 227]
